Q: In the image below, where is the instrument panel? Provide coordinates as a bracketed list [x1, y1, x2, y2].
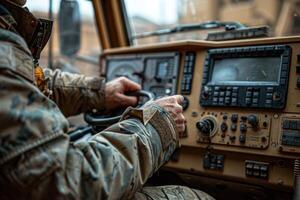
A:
[105, 52, 180, 98]
[101, 37, 300, 193]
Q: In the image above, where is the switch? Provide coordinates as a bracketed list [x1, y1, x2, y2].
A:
[221, 122, 228, 132]
[240, 123, 247, 133]
[231, 114, 238, 123]
[231, 124, 237, 131]
[239, 134, 246, 143]
[245, 160, 269, 179]
[203, 152, 224, 170]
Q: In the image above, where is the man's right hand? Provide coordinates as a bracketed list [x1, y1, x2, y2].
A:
[153, 95, 186, 134]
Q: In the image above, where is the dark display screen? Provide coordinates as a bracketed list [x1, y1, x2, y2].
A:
[157, 61, 169, 78]
[210, 57, 281, 85]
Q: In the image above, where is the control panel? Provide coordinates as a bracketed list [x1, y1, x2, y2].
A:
[102, 37, 300, 192]
[181, 52, 196, 95]
[200, 45, 291, 109]
[279, 114, 300, 154]
[105, 52, 180, 97]
[196, 112, 271, 149]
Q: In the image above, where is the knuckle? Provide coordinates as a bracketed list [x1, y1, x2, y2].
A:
[168, 96, 176, 103]
[119, 77, 126, 82]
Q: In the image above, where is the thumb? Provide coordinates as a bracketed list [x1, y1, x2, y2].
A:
[118, 94, 138, 106]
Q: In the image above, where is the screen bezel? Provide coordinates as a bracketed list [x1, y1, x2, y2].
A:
[202, 45, 290, 87]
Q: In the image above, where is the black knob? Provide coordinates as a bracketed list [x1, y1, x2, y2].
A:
[231, 114, 238, 123]
[248, 115, 259, 128]
[231, 124, 237, 131]
[239, 134, 246, 143]
[240, 123, 247, 133]
[221, 122, 228, 132]
[196, 119, 215, 136]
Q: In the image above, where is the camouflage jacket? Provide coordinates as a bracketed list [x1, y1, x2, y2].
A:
[0, 28, 179, 199]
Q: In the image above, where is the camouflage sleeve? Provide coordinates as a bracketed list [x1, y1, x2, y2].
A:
[42, 68, 105, 117]
[0, 69, 179, 199]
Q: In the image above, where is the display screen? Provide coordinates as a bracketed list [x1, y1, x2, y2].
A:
[157, 61, 169, 78]
[210, 57, 281, 85]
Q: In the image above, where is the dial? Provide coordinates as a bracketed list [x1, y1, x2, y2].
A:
[107, 62, 143, 85]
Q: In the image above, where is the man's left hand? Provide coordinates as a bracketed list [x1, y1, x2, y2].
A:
[105, 77, 141, 111]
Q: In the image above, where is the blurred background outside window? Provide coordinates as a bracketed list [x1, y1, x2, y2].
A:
[124, 0, 300, 45]
[27, 0, 101, 77]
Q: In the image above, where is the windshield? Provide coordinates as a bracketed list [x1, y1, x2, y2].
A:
[123, 0, 300, 45]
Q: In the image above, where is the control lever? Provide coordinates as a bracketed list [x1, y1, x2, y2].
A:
[196, 118, 216, 137]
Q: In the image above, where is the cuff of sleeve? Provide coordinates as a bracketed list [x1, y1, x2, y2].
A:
[84, 77, 106, 112]
[120, 104, 179, 151]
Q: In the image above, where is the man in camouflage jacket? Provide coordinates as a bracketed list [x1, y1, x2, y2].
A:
[0, 0, 214, 199]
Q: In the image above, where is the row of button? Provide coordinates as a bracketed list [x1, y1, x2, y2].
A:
[181, 52, 195, 94]
[208, 45, 287, 55]
[181, 74, 192, 92]
[282, 131, 300, 147]
[245, 160, 269, 179]
[283, 120, 300, 130]
[212, 87, 238, 106]
[212, 97, 237, 106]
[245, 87, 260, 106]
[203, 152, 224, 170]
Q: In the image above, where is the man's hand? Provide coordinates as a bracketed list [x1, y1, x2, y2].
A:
[153, 95, 186, 134]
[105, 77, 141, 111]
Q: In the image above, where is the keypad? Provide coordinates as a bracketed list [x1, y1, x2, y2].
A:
[181, 52, 196, 94]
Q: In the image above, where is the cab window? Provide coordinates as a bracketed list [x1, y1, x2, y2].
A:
[26, 0, 101, 77]
[123, 0, 300, 45]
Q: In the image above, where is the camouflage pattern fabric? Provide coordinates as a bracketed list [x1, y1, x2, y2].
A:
[134, 185, 214, 200]
[0, 5, 214, 199]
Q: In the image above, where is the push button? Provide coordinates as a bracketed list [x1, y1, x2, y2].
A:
[240, 123, 247, 133]
[225, 91, 231, 97]
[246, 91, 252, 98]
[239, 134, 246, 143]
[231, 114, 238, 123]
[253, 92, 259, 98]
[245, 98, 252, 105]
[231, 124, 237, 131]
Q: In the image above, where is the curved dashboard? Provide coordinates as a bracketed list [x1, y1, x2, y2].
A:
[100, 37, 300, 193]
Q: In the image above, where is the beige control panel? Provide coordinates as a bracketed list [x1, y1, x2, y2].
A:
[278, 114, 300, 154]
[102, 36, 300, 190]
[196, 112, 271, 149]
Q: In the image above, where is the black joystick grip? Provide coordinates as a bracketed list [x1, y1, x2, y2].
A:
[196, 119, 215, 136]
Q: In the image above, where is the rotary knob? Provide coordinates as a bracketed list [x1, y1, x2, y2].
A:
[196, 118, 216, 137]
[248, 114, 259, 128]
